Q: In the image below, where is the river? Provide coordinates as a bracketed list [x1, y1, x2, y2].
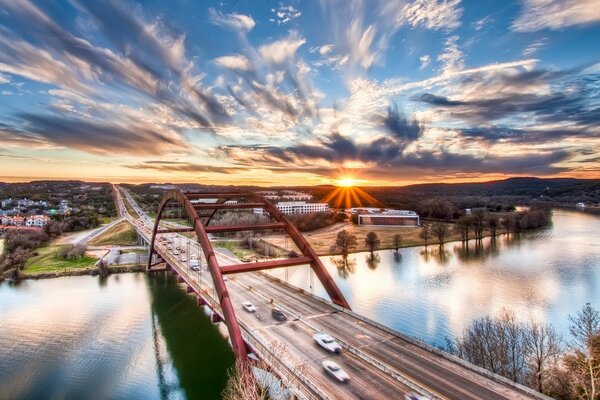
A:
[0, 209, 598, 398]
[268, 209, 600, 346]
[0, 272, 234, 399]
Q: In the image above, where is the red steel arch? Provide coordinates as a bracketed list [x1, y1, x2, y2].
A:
[147, 190, 350, 362]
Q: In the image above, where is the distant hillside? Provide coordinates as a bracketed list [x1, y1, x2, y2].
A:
[356, 177, 600, 210]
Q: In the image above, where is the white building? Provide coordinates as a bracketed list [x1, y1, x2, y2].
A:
[189, 199, 239, 205]
[18, 198, 34, 207]
[25, 215, 50, 227]
[353, 209, 420, 227]
[281, 191, 313, 201]
[254, 201, 329, 215]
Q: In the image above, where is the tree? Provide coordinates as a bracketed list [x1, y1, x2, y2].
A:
[431, 222, 451, 245]
[454, 215, 472, 242]
[330, 229, 357, 258]
[393, 233, 402, 252]
[564, 303, 600, 400]
[523, 319, 562, 393]
[365, 231, 380, 255]
[419, 224, 432, 247]
[451, 309, 527, 383]
[472, 210, 487, 240]
[488, 214, 499, 237]
[417, 198, 456, 220]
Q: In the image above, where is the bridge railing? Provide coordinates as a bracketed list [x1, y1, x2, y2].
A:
[242, 329, 330, 400]
[160, 248, 329, 400]
[233, 272, 438, 399]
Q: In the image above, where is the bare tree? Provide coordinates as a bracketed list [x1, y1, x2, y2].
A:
[365, 231, 380, 255]
[488, 214, 499, 237]
[452, 308, 527, 384]
[564, 303, 600, 400]
[454, 215, 472, 242]
[472, 210, 487, 240]
[431, 222, 451, 245]
[419, 224, 432, 248]
[330, 229, 357, 258]
[523, 318, 562, 393]
[222, 361, 266, 400]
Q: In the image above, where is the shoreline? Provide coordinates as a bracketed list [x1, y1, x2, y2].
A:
[319, 231, 509, 257]
[3, 264, 148, 282]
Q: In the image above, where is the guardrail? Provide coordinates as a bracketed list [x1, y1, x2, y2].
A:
[242, 330, 329, 400]
[160, 248, 330, 400]
[232, 273, 437, 399]
[260, 272, 552, 400]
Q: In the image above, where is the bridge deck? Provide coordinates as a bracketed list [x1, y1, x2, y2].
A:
[116, 186, 547, 400]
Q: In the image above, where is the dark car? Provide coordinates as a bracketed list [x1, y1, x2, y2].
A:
[271, 307, 287, 322]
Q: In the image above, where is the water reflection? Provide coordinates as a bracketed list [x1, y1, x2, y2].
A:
[267, 209, 600, 347]
[331, 256, 356, 279]
[0, 272, 233, 399]
[366, 253, 381, 270]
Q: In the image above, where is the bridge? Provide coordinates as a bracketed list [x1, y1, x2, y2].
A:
[115, 186, 549, 400]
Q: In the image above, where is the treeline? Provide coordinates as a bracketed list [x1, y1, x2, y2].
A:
[286, 212, 345, 232]
[0, 229, 48, 279]
[447, 304, 600, 399]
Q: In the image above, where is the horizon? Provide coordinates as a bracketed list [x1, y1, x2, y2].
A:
[1, 1, 599, 186]
[0, 174, 597, 188]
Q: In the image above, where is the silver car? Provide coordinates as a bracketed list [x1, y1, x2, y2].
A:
[322, 360, 349, 383]
[313, 333, 342, 353]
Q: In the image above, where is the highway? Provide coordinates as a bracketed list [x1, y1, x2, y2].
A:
[119, 187, 548, 400]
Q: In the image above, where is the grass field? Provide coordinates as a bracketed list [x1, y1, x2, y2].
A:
[24, 245, 98, 275]
[264, 222, 493, 255]
[98, 216, 117, 225]
[90, 220, 137, 246]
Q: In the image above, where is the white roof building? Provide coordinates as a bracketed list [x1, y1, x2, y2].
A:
[254, 201, 329, 215]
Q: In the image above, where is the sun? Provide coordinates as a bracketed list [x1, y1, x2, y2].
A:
[336, 177, 357, 187]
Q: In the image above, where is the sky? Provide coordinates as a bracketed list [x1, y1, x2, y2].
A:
[0, 0, 599, 186]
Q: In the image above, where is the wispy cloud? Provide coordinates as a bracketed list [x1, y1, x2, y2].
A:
[512, 0, 600, 32]
[208, 8, 256, 33]
[401, 0, 463, 31]
[270, 4, 302, 25]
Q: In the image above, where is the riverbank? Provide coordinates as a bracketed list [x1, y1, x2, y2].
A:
[264, 223, 503, 256]
[18, 264, 147, 280]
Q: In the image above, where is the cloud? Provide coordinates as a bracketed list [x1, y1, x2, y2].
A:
[208, 8, 256, 33]
[437, 35, 464, 74]
[401, 0, 463, 30]
[0, 73, 10, 84]
[414, 66, 600, 127]
[522, 38, 548, 56]
[16, 113, 187, 156]
[214, 54, 252, 71]
[0, 123, 51, 148]
[270, 4, 302, 25]
[316, 0, 407, 71]
[419, 55, 431, 69]
[126, 161, 243, 174]
[512, 0, 600, 32]
[472, 15, 492, 31]
[381, 105, 423, 141]
[258, 32, 306, 64]
[319, 44, 334, 55]
[216, 133, 570, 177]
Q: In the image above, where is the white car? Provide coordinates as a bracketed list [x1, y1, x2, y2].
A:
[180, 256, 187, 262]
[242, 301, 257, 313]
[191, 265, 200, 271]
[173, 250, 179, 255]
[405, 394, 428, 400]
[313, 333, 342, 353]
[322, 360, 349, 383]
